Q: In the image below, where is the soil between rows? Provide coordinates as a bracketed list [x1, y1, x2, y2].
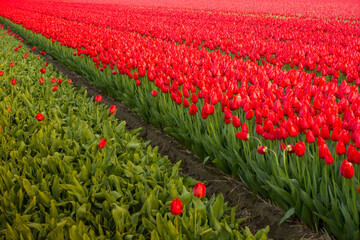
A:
[25, 43, 332, 240]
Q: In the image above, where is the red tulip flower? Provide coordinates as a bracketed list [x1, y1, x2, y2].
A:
[189, 104, 198, 115]
[40, 68, 46, 73]
[36, 113, 44, 121]
[39, 78, 44, 84]
[151, 90, 158, 97]
[193, 182, 206, 198]
[170, 198, 183, 215]
[68, 79, 73, 84]
[109, 105, 116, 114]
[257, 146, 268, 154]
[294, 141, 305, 157]
[51, 86, 58, 91]
[306, 130, 315, 143]
[336, 141, 346, 155]
[235, 132, 249, 141]
[9, 62, 14, 67]
[340, 160, 354, 179]
[232, 115, 241, 128]
[11, 78, 17, 85]
[95, 95, 102, 102]
[98, 138, 107, 149]
[0, 71, 3, 76]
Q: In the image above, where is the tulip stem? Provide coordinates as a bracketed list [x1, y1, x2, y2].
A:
[194, 198, 199, 237]
[176, 215, 179, 235]
[282, 150, 289, 179]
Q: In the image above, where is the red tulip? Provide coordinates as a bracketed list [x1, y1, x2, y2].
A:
[347, 144, 360, 165]
[294, 141, 305, 157]
[136, 80, 141, 86]
[241, 123, 249, 133]
[0, 71, 3, 76]
[11, 78, 17, 85]
[170, 198, 183, 215]
[340, 160, 354, 178]
[39, 78, 44, 84]
[151, 90, 158, 97]
[320, 125, 330, 140]
[324, 152, 334, 165]
[336, 141, 346, 155]
[280, 142, 286, 152]
[32, 46, 36, 50]
[9, 62, 14, 67]
[257, 146, 268, 154]
[98, 138, 107, 149]
[232, 115, 241, 128]
[235, 132, 249, 141]
[189, 104, 198, 115]
[306, 130, 315, 143]
[68, 79, 73, 84]
[183, 98, 189, 108]
[36, 113, 44, 121]
[40, 68, 46, 73]
[51, 86, 58, 92]
[193, 182, 206, 198]
[95, 95, 102, 102]
[56, 79, 62, 85]
[109, 105, 116, 114]
[51, 77, 56, 83]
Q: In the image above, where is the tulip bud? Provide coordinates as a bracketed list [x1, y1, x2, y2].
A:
[340, 160, 354, 178]
[109, 105, 116, 114]
[98, 138, 107, 149]
[170, 198, 183, 215]
[36, 113, 44, 121]
[193, 182, 206, 198]
[95, 95, 102, 102]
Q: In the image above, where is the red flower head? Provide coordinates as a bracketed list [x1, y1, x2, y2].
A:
[109, 105, 116, 114]
[9, 62, 14, 67]
[98, 138, 107, 149]
[189, 104, 198, 115]
[56, 79, 62, 85]
[232, 115, 241, 128]
[295, 141, 306, 157]
[41, 51, 46, 55]
[0, 71, 3, 76]
[40, 68, 46, 73]
[340, 159, 354, 178]
[32, 47, 36, 50]
[136, 80, 141, 86]
[68, 79, 73, 84]
[39, 78, 44, 84]
[306, 130, 315, 143]
[151, 90, 158, 97]
[51, 86, 58, 92]
[95, 95, 102, 102]
[36, 113, 44, 121]
[170, 198, 183, 215]
[336, 141, 346, 155]
[257, 146, 268, 154]
[11, 78, 17, 85]
[235, 132, 249, 141]
[193, 182, 206, 198]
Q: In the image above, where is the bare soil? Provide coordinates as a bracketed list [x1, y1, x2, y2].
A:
[29, 46, 332, 240]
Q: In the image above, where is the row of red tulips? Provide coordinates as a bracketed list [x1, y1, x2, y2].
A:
[7, 0, 360, 84]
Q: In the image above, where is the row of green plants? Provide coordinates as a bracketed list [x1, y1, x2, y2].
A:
[0, 25, 269, 239]
[1, 17, 356, 239]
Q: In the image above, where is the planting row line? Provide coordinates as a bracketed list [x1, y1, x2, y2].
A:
[6, 0, 360, 83]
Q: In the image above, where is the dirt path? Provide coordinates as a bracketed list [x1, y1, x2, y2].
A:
[26, 44, 332, 240]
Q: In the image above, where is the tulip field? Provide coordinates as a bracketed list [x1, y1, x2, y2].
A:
[0, 0, 360, 239]
[0, 24, 271, 239]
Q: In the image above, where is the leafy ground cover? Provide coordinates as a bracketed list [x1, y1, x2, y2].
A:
[0, 25, 270, 239]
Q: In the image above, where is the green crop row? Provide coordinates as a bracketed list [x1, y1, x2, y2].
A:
[0, 26, 269, 239]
